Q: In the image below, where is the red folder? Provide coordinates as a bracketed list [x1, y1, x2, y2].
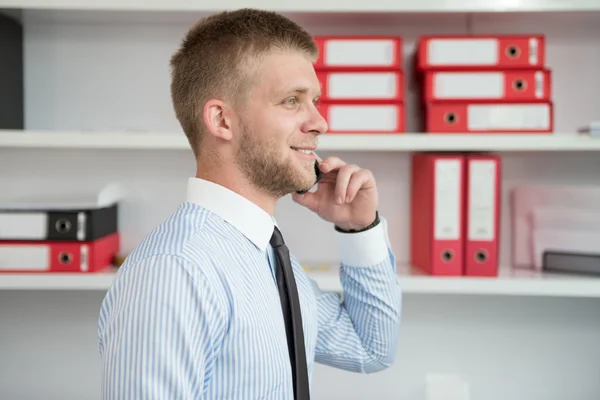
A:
[464, 154, 501, 277]
[410, 153, 464, 275]
[417, 35, 545, 70]
[422, 69, 551, 102]
[317, 70, 404, 102]
[318, 102, 405, 133]
[0, 232, 119, 273]
[424, 101, 553, 133]
[313, 36, 403, 70]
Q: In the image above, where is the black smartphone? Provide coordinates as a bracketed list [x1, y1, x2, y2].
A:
[296, 160, 323, 194]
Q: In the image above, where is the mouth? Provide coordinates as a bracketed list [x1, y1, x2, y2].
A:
[290, 146, 316, 156]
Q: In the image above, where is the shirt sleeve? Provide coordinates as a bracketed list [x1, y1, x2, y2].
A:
[97, 254, 228, 399]
[311, 216, 402, 373]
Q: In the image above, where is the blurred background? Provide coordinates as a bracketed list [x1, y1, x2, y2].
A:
[1, 1, 600, 399]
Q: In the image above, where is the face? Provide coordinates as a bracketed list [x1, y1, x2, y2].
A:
[232, 50, 328, 197]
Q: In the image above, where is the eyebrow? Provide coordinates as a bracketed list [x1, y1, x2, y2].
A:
[279, 84, 322, 98]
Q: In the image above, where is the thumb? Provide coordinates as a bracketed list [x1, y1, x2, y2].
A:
[291, 191, 319, 212]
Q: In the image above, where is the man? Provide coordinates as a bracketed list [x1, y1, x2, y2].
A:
[97, 8, 401, 399]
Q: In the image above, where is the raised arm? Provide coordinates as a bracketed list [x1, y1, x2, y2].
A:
[309, 217, 401, 373]
[291, 156, 402, 373]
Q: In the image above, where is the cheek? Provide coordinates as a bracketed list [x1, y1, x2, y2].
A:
[267, 113, 300, 141]
[248, 106, 301, 144]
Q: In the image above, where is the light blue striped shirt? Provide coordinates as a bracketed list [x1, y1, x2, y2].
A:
[98, 177, 402, 399]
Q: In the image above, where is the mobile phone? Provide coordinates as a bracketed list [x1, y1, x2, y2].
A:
[296, 160, 323, 194]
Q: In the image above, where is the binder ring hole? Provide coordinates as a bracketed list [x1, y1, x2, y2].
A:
[475, 250, 488, 263]
[58, 252, 72, 264]
[444, 112, 457, 124]
[441, 250, 453, 262]
[55, 219, 72, 234]
[513, 79, 526, 91]
[507, 45, 520, 58]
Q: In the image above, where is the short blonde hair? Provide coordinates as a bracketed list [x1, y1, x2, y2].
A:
[169, 8, 318, 156]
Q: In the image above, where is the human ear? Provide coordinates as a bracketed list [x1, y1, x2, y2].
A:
[203, 99, 233, 141]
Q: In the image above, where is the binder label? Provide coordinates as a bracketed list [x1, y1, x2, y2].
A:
[468, 160, 496, 241]
[534, 71, 544, 98]
[0, 245, 49, 271]
[529, 38, 539, 65]
[328, 72, 398, 99]
[428, 38, 498, 66]
[328, 105, 399, 131]
[434, 159, 461, 240]
[77, 212, 86, 241]
[467, 103, 551, 130]
[0, 212, 47, 240]
[81, 245, 89, 271]
[433, 72, 503, 99]
[325, 39, 395, 66]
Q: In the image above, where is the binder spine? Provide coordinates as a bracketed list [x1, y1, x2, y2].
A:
[47, 204, 117, 241]
[0, 13, 24, 129]
[89, 204, 118, 241]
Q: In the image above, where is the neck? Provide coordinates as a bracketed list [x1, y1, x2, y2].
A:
[195, 163, 277, 216]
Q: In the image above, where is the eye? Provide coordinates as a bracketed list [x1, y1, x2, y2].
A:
[313, 97, 321, 107]
[282, 97, 297, 106]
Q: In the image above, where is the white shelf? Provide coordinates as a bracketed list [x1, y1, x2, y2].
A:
[0, 268, 119, 290]
[311, 265, 600, 298]
[2, 0, 600, 12]
[3, 265, 600, 298]
[2, 130, 600, 152]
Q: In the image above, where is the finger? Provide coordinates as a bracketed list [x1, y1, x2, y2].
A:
[319, 156, 346, 173]
[291, 191, 319, 212]
[346, 169, 375, 202]
[334, 164, 361, 204]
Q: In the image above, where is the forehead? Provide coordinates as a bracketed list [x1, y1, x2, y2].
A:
[252, 50, 321, 96]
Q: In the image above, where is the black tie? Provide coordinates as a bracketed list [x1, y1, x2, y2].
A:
[270, 226, 310, 400]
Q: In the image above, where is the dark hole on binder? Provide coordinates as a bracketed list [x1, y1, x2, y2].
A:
[513, 79, 525, 91]
[507, 45, 519, 58]
[444, 112, 456, 124]
[58, 252, 72, 264]
[55, 219, 71, 234]
[476, 250, 487, 263]
[442, 250, 453, 262]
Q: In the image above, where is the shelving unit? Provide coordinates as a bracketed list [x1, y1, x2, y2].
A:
[2, 129, 600, 151]
[3, 266, 600, 298]
[2, 2, 600, 400]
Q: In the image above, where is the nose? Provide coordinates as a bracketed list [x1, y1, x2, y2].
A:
[303, 103, 328, 135]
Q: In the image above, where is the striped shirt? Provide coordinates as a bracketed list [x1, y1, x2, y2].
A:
[97, 177, 402, 399]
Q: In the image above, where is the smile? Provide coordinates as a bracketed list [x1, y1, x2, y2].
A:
[290, 147, 316, 160]
[292, 148, 313, 155]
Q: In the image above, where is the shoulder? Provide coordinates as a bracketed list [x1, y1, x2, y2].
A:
[123, 202, 209, 262]
[111, 252, 227, 302]
[104, 202, 235, 308]
[125, 201, 247, 263]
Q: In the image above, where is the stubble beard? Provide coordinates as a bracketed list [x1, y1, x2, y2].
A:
[234, 122, 315, 198]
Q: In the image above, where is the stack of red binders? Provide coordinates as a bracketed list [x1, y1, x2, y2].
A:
[313, 36, 405, 134]
[415, 34, 553, 134]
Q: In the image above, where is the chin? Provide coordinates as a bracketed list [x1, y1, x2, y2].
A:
[297, 171, 316, 192]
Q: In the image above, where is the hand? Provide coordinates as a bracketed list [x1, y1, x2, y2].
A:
[291, 154, 378, 231]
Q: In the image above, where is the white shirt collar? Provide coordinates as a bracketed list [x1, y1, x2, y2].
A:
[185, 177, 276, 251]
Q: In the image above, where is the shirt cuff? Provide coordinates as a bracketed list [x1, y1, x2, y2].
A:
[337, 216, 391, 267]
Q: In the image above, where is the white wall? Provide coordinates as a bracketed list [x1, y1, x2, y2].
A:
[1, 8, 600, 400]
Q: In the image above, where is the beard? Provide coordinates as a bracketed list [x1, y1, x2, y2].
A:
[234, 122, 316, 198]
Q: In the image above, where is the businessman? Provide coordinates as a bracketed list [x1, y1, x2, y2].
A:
[97, 8, 402, 399]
